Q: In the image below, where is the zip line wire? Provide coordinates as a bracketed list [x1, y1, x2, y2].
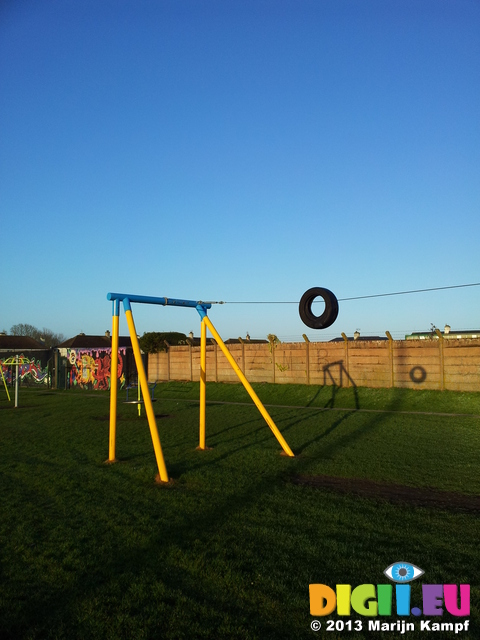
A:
[214, 281, 480, 304]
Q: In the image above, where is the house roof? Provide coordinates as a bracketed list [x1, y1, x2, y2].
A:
[0, 335, 47, 350]
[408, 330, 480, 337]
[329, 336, 388, 342]
[57, 334, 132, 349]
[182, 337, 268, 346]
[224, 338, 269, 344]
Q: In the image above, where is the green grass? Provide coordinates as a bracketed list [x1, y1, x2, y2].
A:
[156, 379, 480, 415]
[0, 383, 479, 639]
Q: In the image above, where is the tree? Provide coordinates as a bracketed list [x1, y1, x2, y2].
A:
[139, 331, 187, 354]
[10, 324, 65, 348]
[10, 323, 38, 337]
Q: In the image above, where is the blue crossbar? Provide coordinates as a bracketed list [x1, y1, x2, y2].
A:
[107, 292, 212, 310]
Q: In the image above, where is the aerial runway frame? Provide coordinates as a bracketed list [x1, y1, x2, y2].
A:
[106, 292, 294, 483]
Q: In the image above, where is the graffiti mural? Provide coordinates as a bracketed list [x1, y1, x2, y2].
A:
[65, 348, 126, 390]
[0, 354, 50, 385]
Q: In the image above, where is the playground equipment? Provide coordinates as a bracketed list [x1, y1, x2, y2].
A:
[0, 355, 32, 407]
[107, 292, 294, 483]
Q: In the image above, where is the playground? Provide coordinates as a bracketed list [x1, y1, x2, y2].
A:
[0, 382, 478, 639]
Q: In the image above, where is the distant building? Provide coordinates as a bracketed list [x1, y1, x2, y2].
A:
[55, 332, 134, 390]
[224, 338, 268, 345]
[405, 325, 480, 340]
[329, 335, 387, 342]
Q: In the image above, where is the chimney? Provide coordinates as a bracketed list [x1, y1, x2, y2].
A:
[105, 330, 111, 338]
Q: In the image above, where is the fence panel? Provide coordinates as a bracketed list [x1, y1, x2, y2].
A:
[147, 338, 480, 392]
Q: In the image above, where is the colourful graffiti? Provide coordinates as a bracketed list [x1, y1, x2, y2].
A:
[66, 348, 125, 390]
[0, 354, 49, 385]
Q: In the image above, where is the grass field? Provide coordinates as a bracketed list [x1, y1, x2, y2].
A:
[0, 382, 479, 639]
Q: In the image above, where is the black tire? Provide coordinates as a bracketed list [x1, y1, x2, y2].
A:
[299, 287, 339, 330]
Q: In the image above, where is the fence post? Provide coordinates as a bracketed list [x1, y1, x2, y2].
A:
[187, 341, 193, 381]
[268, 337, 276, 384]
[385, 331, 394, 388]
[435, 329, 445, 390]
[341, 333, 349, 387]
[303, 334, 310, 385]
[239, 337, 245, 373]
[54, 350, 59, 389]
[164, 341, 170, 381]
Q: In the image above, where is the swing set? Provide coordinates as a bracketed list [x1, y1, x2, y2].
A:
[106, 292, 294, 483]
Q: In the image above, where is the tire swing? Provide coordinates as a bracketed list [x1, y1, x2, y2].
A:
[299, 287, 339, 329]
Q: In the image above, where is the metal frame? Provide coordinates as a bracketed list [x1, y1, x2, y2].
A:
[1, 355, 31, 407]
[107, 292, 294, 483]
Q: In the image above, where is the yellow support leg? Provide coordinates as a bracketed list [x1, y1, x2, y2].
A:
[203, 315, 294, 457]
[125, 308, 169, 483]
[199, 317, 207, 449]
[108, 312, 119, 462]
[1, 364, 10, 402]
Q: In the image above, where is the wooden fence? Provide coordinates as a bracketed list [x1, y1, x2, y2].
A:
[147, 337, 480, 392]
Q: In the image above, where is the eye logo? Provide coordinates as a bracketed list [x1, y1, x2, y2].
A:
[384, 561, 424, 583]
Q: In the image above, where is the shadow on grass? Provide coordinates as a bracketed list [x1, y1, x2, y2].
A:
[290, 386, 406, 460]
[0, 404, 42, 410]
[0, 459, 370, 639]
[323, 361, 360, 410]
[291, 409, 357, 455]
[2, 386, 478, 639]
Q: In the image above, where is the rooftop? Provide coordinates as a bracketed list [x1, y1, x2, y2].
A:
[57, 334, 132, 349]
[0, 335, 47, 350]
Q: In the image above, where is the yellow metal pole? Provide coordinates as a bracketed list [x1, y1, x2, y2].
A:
[138, 380, 141, 417]
[203, 316, 294, 457]
[199, 317, 207, 449]
[125, 307, 169, 482]
[0, 363, 11, 402]
[108, 310, 119, 462]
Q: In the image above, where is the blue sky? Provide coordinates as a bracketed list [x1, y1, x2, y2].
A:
[1, 0, 479, 342]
